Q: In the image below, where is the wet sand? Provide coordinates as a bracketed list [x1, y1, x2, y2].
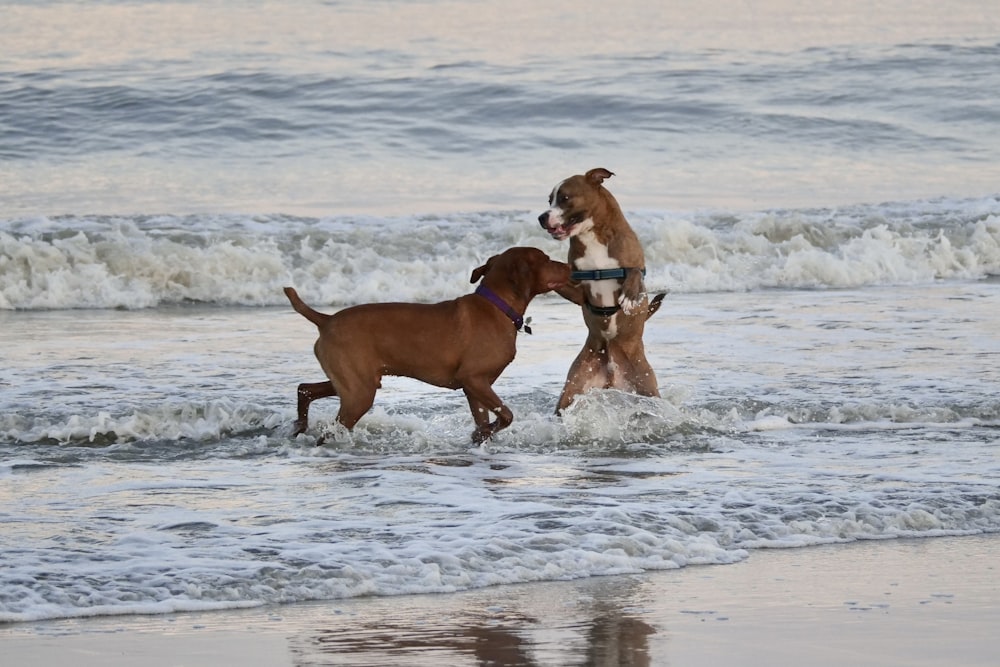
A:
[3, 535, 998, 666]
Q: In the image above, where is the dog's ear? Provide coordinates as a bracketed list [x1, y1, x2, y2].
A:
[470, 255, 496, 283]
[585, 168, 614, 185]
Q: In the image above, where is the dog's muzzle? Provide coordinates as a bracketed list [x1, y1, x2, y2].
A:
[539, 209, 572, 240]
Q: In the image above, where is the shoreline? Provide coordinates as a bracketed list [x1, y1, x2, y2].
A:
[4, 534, 998, 666]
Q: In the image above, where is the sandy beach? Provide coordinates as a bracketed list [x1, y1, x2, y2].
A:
[3, 534, 997, 666]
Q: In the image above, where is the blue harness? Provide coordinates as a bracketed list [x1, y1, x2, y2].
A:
[570, 268, 645, 282]
[572, 267, 646, 316]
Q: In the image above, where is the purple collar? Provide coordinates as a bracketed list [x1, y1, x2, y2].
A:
[475, 284, 531, 334]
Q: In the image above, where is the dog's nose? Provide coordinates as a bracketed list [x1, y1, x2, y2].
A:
[538, 212, 549, 227]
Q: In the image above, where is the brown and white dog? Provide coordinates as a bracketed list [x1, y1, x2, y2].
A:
[284, 246, 571, 443]
[538, 168, 664, 412]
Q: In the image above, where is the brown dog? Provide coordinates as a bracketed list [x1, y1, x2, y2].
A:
[284, 246, 571, 443]
[538, 168, 664, 412]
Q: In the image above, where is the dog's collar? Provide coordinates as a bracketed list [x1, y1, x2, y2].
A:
[585, 291, 668, 318]
[475, 284, 532, 334]
[584, 300, 621, 317]
[571, 267, 646, 282]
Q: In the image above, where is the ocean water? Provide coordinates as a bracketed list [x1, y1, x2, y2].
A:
[2, 0, 1000, 625]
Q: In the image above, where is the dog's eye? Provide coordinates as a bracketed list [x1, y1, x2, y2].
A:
[557, 193, 569, 205]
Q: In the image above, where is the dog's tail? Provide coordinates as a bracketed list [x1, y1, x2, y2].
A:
[646, 292, 667, 320]
[283, 287, 330, 328]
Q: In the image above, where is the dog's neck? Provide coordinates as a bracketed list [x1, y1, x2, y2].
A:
[475, 284, 530, 333]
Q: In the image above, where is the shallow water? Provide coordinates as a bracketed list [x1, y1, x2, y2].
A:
[3, 284, 999, 622]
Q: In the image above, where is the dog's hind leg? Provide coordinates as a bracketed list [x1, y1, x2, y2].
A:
[335, 384, 378, 431]
[295, 381, 336, 435]
[556, 347, 609, 413]
[610, 346, 660, 398]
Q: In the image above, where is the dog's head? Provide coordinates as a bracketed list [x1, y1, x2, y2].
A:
[538, 167, 614, 240]
[471, 247, 570, 296]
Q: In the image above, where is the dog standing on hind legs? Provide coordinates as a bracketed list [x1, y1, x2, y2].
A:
[538, 168, 665, 412]
[283, 246, 570, 443]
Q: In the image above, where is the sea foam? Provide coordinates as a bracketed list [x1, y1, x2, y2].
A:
[2, 198, 999, 310]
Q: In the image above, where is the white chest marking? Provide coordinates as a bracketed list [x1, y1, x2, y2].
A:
[576, 227, 620, 306]
[576, 227, 621, 339]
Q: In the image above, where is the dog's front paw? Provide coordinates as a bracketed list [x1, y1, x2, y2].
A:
[618, 292, 641, 315]
[619, 269, 646, 315]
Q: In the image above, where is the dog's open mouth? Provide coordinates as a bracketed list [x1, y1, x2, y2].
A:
[545, 215, 583, 240]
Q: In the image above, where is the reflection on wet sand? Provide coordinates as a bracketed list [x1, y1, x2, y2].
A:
[288, 583, 654, 666]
